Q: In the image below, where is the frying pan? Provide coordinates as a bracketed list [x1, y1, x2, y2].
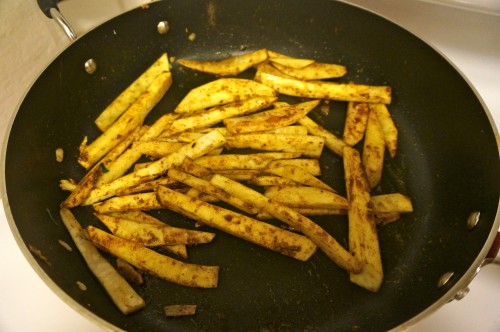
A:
[2, 0, 499, 331]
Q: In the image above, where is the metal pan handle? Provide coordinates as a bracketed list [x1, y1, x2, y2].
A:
[37, 0, 77, 41]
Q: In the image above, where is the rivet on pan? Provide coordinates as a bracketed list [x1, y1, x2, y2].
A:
[467, 211, 481, 230]
[437, 271, 454, 288]
[453, 287, 469, 301]
[157, 21, 170, 35]
[84, 59, 97, 74]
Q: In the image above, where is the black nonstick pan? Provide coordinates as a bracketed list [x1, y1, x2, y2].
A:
[2, 0, 499, 331]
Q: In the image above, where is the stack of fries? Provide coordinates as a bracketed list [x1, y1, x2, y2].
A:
[58, 49, 413, 315]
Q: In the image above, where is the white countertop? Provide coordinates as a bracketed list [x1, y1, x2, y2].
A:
[1, 0, 499, 331]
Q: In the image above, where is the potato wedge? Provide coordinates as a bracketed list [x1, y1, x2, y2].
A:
[298, 116, 347, 156]
[265, 165, 335, 191]
[370, 193, 413, 213]
[60, 208, 145, 314]
[177, 49, 268, 76]
[174, 78, 276, 113]
[223, 100, 319, 134]
[225, 134, 325, 158]
[79, 72, 172, 169]
[343, 102, 370, 146]
[95, 53, 170, 131]
[264, 186, 348, 209]
[343, 146, 383, 292]
[94, 213, 215, 246]
[259, 72, 392, 104]
[362, 108, 385, 189]
[164, 96, 277, 136]
[210, 174, 361, 273]
[371, 103, 398, 158]
[157, 186, 317, 261]
[87, 226, 219, 288]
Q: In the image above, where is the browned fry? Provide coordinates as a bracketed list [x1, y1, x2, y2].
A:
[132, 140, 186, 158]
[271, 61, 347, 80]
[362, 108, 385, 189]
[343, 102, 370, 146]
[371, 103, 398, 158]
[264, 186, 348, 209]
[115, 177, 179, 196]
[298, 116, 347, 157]
[249, 175, 299, 187]
[93, 192, 162, 214]
[343, 147, 383, 292]
[164, 304, 197, 317]
[178, 157, 213, 179]
[116, 258, 144, 285]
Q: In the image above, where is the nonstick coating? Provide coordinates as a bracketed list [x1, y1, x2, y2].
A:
[3, 0, 499, 331]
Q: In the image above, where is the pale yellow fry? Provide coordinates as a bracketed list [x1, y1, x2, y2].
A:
[110, 211, 187, 258]
[95, 53, 170, 131]
[83, 130, 226, 205]
[115, 177, 178, 196]
[177, 49, 268, 76]
[294, 208, 348, 216]
[94, 213, 215, 246]
[343, 102, 370, 146]
[93, 192, 162, 214]
[223, 100, 319, 134]
[63, 126, 147, 208]
[343, 146, 383, 292]
[264, 186, 348, 209]
[249, 175, 299, 187]
[132, 140, 186, 158]
[225, 134, 325, 158]
[214, 169, 261, 181]
[362, 109, 385, 189]
[164, 96, 276, 136]
[79, 72, 172, 169]
[371, 103, 398, 158]
[265, 165, 335, 192]
[370, 193, 413, 213]
[254, 62, 295, 82]
[60, 208, 145, 314]
[267, 159, 321, 176]
[271, 61, 347, 80]
[210, 174, 362, 273]
[298, 116, 347, 156]
[259, 72, 392, 104]
[87, 226, 219, 288]
[193, 152, 300, 170]
[157, 186, 317, 262]
[174, 78, 276, 113]
[268, 58, 315, 69]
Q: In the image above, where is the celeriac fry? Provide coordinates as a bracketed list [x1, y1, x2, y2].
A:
[157, 186, 317, 262]
[343, 146, 383, 292]
[225, 134, 325, 158]
[87, 226, 219, 288]
[164, 96, 277, 136]
[174, 78, 276, 113]
[259, 72, 392, 104]
[93, 192, 162, 214]
[267, 51, 315, 68]
[223, 100, 319, 134]
[374, 212, 401, 226]
[254, 62, 295, 82]
[178, 157, 213, 178]
[94, 213, 215, 246]
[294, 208, 348, 216]
[271, 61, 347, 80]
[110, 211, 187, 258]
[214, 169, 261, 181]
[63, 126, 148, 208]
[343, 102, 370, 146]
[60, 208, 145, 314]
[79, 72, 172, 169]
[132, 140, 186, 158]
[168, 168, 261, 216]
[164, 304, 197, 317]
[249, 175, 299, 187]
[362, 108, 385, 189]
[83, 130, 226, 205]
[265, 165, 335, 191]
[193, 152, 300, 170]
[186, 188, 221, 203]
[370, 193, 413, 213]
[264, 186, 348, 209]
[267, 159, 321, 176]
[209, 174, 362, 272]
[95, 53, 170, 131]
[298, 116, 347, 156]
[115, 177, 178, 196]
[371, 103, 398, 158]
[177, 49, 268, 76]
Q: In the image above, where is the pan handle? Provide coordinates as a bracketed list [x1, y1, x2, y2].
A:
[36, 0, 77, 41]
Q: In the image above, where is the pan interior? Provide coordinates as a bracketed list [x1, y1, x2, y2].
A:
[3, 0, 499, 331]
